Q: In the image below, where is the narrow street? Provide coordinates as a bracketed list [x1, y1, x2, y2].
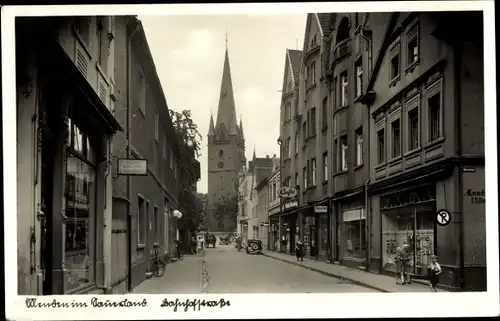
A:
[132, 245, 377, 294]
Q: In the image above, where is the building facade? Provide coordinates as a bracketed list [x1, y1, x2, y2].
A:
[111, 16, 181, 292]
[16, 16, 121, 295]
[207, 47, 246, 232]
[267, 163, 281, 251]
[360, 12, 485, 291]
[255, 174, 270, 249]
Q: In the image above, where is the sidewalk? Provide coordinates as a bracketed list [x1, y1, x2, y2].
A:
[131, 254, 203, 294]
[262, 251, 449, 293]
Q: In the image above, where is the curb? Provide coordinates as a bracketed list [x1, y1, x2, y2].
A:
[262, 252, 389, 293]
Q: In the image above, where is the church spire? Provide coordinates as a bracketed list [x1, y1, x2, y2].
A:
[208, 112, 215, 136]
[215, 38, 238, 136]
[239, 116, 244, 140]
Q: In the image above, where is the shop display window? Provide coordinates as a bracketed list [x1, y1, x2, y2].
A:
[342, 209, 366, 261]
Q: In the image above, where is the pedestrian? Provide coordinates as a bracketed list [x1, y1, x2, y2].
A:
[295, 239, 304, 262]
[402, 241, 412, 284]
[428, 255, 442, 292]
[395, 247, 405, 285]
[190, 235, 197, 255]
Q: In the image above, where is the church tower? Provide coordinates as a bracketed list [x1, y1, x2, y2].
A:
[206, 40, 246, 232]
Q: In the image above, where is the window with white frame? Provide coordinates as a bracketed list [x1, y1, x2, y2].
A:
[285, 102, 292, 121]
[311, 61, 316, 85]
[341, 136, 348, 171]
[310, 107, 317, 136]
[355, 59, 363, 97]
[341, 72, 348, 107]
[295, 172, 299, 187]
[356, 128, 363, 166]
[311, 158, 317, 186]
[323, 152, 328, 181]
[391, 118, 401, 158]
[154, 112, 159, 142]
[427, 81, 442, 142]
[294, 132, 299, 155]
[377, 128, 385, 164]
[303, 166, 307, 189]
[407, 25, 419, 66]
[407, 97, 420, 151]
[390, 42, 401, 82]
[287, 137, 292, 159]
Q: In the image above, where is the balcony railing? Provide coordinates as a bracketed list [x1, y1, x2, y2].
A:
[330, 38, 352, 67]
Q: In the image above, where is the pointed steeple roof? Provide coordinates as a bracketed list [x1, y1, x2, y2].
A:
[239, 117, 244, 140]
[208, 113, 215, 136]
[215, 48, 238, 136]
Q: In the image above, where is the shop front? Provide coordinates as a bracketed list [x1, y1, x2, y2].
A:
[314, 204, 330, 261]
[380, 184, 437, 277]
[280, 199, 299, 255]
[268, 216, 279, 251]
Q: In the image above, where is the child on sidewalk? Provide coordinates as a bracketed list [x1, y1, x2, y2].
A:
[428, 254, 442, 292]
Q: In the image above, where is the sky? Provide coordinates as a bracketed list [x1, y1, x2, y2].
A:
[140, 14, 307, 194]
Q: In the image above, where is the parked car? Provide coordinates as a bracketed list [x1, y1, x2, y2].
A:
[246, 239, 263, 254]
[205, 234, 217, 248]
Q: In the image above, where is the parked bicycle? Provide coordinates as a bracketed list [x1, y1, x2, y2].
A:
[150, 243, 166, 277]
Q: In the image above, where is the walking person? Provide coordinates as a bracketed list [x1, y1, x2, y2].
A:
[190, 235, 197, 255]
[395, 247, 405, 285]
[428, 255, 442, 292]
[402, 241, 412, 284]
[295, 239, 305, 262]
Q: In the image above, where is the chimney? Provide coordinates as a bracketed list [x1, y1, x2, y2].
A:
[266, 155, 269, 158]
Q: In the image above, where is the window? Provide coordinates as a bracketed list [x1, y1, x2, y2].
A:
[407, 26, 419, 66]
[163, 135, 167, 159]
[311, 62, 316, 85]
[322, 98, 328, 129]
[154, 112, 159, 142]
[341, 72, 348, 107]
[153, 206, 159, 244]
[355, 59, 363, 97]
[377, 128, 385, 164]
[169, 150, 174, 169]
[164, 197, 169, 247]
[428, 93, 441, 142]
[294, 132, 299, 154]
[311, 158, 317, 186]
[390, 44, 401, 81]
[295, 172, 299, 187]
[285, 102, 292, 121]
[323, 152, 328, 181]
[333, 139, 338, 171]
[287, 137, 292, 159]
[64, 117, 97, 292]
[391, 119, 401, 158]
[174, 158, 178, 178]
[303, 122, 307, 142]
[96, 17, 104, 67]
[341, 136, 348, 171]
[356, 128, 363, 166]
[138, 70, 146, 115]
[408, 108, 419, 150]
[310, 107, 317, 136]
[334, 76, 338, 108]
[138, 196, 146, 245]
[303, 167, 307, 189]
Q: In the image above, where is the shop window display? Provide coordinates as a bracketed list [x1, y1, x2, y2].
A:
[342, 209, 366, 261]
[64, 118, 97, 292]
[318, 214, 329, 256]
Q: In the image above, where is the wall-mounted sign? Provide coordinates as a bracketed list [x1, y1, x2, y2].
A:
[278, 186, 298, 198]
[284, 200, 298, 210]
[464, 189, 485, 204]
[118, 159, 148, 176]
[314, 205, 328, 213]
[462, 168, 476, 173]
[343, 209, 365, 222]
[436, 209, 451, 226]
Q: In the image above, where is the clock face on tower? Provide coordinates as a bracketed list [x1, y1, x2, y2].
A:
[218, 161, 224, 169]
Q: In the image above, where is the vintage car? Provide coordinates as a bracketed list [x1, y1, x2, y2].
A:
[205, 233, 217, 248]
[246, 239, 263, 254]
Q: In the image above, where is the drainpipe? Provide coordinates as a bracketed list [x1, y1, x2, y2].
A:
[126, 17, 141, 292]
[364, 178, 370, 269]
[454, 40, 465, 290]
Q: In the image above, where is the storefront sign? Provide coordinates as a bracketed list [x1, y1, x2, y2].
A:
[436, 209, 451, 226]
[464, 189, 485, 204]
[117, 159, 148, 176]
[343, 209, 365, 222]
[284, 200, 298, 209]
[314, 205, 328, 213]
[278, 186, 298, 198]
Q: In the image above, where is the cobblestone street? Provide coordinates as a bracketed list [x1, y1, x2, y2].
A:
[132, 245, 377, 293]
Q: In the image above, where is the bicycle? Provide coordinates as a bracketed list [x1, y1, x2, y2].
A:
[150, 244, 166, 277]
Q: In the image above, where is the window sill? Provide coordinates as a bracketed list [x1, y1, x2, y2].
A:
[306, 83, 317, 95]
[137, 243, 146, 250]
[388, 155, 402, 166]
[284, 157, 292, 163]
[354, 164, 363, 171]
[321, 126, 328, 132]
[374, 162, 386, 171]
[302, 144, 306, 150]
[322, 180, 328, 186]
[332, 170, 348, 178]
[294, 153, 299, 158]
[306, 134, 317, 142]
[404, 147, 421, 158]
[389, 75, 401, 88]
[333, 104, 349, 116]
[306, 185, 317, 191]
[424, 136, 445, 150]
[405, 60, 420, 74]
